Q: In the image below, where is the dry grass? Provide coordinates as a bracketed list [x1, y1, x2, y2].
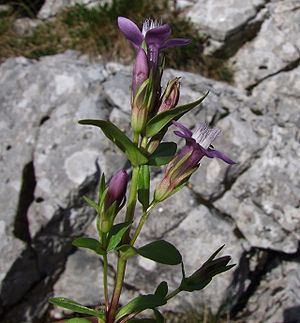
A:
[0, 0, 233, 82]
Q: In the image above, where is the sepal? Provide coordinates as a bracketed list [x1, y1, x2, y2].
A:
[180, 246, 235, 292]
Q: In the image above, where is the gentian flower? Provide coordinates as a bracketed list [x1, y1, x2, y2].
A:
[154, 121, 235, 201]
[118, 16, 191, 66]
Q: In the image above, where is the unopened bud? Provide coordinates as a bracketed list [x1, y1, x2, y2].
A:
[132, 48, 149, 97]
[105, 170, 129, 210]
[157, 77, 180, 113]
[131, 78, 150, 134]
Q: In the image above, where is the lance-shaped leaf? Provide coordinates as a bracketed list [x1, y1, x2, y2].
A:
[180, 246, 235, 292]
[98, 173, 106, 204]
[83, 195, 98, 212]
[154, 281, 168, 299]
[148, 142, 177, 166]
[72, 237, 106, 256]
[145, 92, 208, 137]
[116, 294, 167, 321]
[154, 309, 165, 323]
[48, 297, 103, 318]
[79, 120, 148, 166]
[107, 222, 132, 252]
[137, 240, 182, 265]
[138, 165, 150, 209]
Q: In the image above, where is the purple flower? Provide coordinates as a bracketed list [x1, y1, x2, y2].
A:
[172, 121, 236, 165]
[118, 17, 191, 65]
[154, 121, 235, 201]
[105, 170, 129, 210]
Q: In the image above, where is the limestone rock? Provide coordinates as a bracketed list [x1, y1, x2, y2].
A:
[239, 260, 300, 323]
[38, 0, 109, 19]
[186, 0, 266, 41]
[1, 47, 300, 322]
[230, 0, 300, 89]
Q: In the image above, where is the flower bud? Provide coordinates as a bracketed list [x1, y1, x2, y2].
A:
[154, 144, 200, 202]
[131, 79, 150, 134]
[157, 77, 180, 113]
[104, 170, 129, 210]
[132, 48, 149, 96]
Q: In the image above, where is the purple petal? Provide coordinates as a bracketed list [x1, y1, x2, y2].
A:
[117, 17, 143, 49]
[161, 38, 191, 50]
[172, 121, 193, 138]
[205, 149, 236, 164]
[145, 24, 171, 47]
[132, 48, 149, 95]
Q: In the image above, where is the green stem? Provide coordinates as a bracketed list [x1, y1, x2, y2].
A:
[100, 233, 109, 313]
[165, 287, 181, 301]
[108, 257, 127, 323]
[125, 166, 139, 224]
[130, 203, 155, 246]
[103, 254, 109, 312]
[108, 164, 140, 321]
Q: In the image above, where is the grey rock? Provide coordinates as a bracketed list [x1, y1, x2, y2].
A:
[13, 18, 42, 36]
[186, 0, 266, 40]
[0, 51, 125, 321]
[1, 47, 300, 322]
[38, 0, 109, 19]
[230, 0, 300, 89]
[239, 260, 300, 323]
[0, 4, 12, 14]
[214, 68, 300, 253]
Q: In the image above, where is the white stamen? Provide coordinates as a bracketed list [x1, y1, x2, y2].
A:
[142, 19, 161, 37]
[192, 123, 221, 149]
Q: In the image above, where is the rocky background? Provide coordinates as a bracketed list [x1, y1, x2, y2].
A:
[0, 0, 300, 322]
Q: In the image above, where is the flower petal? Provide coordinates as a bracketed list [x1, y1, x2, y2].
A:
[192, 123, 221, 149]
[161, 38, 191, 49]
[145, 24, 171, 47]
[132, 48, 149, 95]
[117, 16, 143, 49]
[173, 121, 193, 138]
[205, 149, 236, 164]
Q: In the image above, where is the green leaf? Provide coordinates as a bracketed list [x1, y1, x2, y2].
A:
[48, 297, 102, 317]
[137, 240, 182, 265]
[79, 120, 148, 166]
[98, 173, 106, 204]
[83, 195, 98, 212]
[148, 142, 177, 166]
[107, 222, 132, 252]
[145, 92, 208, 137]
[154, 309, 165, 323]
[64, 319, 92, 323]
[154, 281, 168, 299]
[138, 165, 150, 209]
[116, 294, 166, 320]
[72, 237, 106, 256]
